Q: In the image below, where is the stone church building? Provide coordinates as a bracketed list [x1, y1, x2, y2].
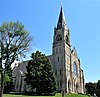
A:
[12, 7, 85, 93]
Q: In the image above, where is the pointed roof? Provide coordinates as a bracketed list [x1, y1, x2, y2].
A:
[71, 47, 78, 58]
[57, 6, 67, 29]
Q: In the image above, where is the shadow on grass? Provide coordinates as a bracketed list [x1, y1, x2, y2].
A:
[8, 92, 35, 96]
[9, 92, 55, 96]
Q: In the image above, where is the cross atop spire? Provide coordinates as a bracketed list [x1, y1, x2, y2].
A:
[60, 0, 62, 6]
[57, 6, 67, 29]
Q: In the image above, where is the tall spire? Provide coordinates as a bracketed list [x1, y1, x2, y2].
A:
[57, 6, 67, 29]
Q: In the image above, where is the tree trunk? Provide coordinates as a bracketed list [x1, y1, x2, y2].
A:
[0, 73, 5, 97]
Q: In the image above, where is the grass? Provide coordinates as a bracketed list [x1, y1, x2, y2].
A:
[3, 93, 89, 97]
[65, 93, 89, 97]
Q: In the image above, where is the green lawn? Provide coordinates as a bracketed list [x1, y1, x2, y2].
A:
[3, 93, 89, 97]
[65, 93, 89, 97]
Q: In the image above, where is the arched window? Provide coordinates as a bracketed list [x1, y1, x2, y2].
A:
[56, 34, 62, 41]
[73, 62, 77, 78]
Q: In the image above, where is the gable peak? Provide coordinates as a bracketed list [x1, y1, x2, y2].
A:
[72, 47, 78, 58]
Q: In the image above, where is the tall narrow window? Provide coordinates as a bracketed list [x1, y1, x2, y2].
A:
[55, 70, 57, 76]
[57, 81, 59, 87]
[60, 69, 61, 75]
[60, 81, 62, 87]
[73, 62, 77, 78]
[56, 48, 58, 54]
[58, 57, 59, 62]
[68, 80, 70, 90]
[66, 35, 68, 44]
[59, 47, 61, 53]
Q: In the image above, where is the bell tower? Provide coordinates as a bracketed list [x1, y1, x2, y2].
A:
[52, 6, 71, 92]
[53, 7, 70, 47]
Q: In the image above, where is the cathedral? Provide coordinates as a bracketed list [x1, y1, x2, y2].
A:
[12, 7, 85, 93]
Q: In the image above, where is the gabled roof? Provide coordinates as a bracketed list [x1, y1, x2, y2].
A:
[71, 47, 78, 58]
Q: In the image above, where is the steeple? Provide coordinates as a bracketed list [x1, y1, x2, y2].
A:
[57, 6, 67, 29]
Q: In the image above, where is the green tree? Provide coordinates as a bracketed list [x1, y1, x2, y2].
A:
[85, 82, 96, 96]
[3, 67, 13, 93]
[0, 21, 32, 97]
[25, 51, 56, 95]
[0, 67, 13, 94]
[96, 80, 100, 97]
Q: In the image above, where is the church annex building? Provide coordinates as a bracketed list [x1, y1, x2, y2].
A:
[12, 7, 85, 93]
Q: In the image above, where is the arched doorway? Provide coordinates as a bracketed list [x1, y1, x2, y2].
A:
[76, 82, 79, 93]
[68, 80, 71, 93]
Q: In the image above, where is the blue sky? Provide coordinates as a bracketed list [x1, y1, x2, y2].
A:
[0, 0, 100, 83]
